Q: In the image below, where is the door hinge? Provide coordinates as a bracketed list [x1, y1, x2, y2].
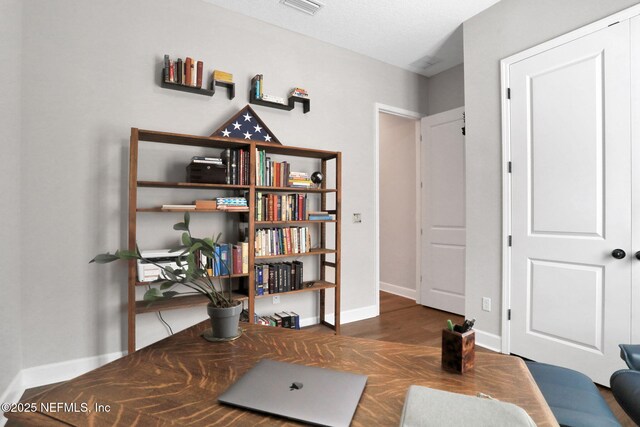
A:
[461, 126, 466, 136]
[421, 229, 423, 235]
[421, 182, 423, 189]
[420, 275, 423, 282]
[508, 235, 512, 246]
[508, 161, 512, 173]
[507, 309, 512, 320]
[420, 134, 423, 141]
[507, 88, 511, 99]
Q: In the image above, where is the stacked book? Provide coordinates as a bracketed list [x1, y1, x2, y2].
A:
[213, 70, 233, 83]
[256, 192, 308, 221]
[254, 261, 304, 295]
[163, 54, 205, 88]
[255, 227, 310, 257]
[191, 155, 222, 165]
[289, 87, 309, 99]
[216, 197, 248, 212]
[288, 172, 313, 188]
[255, 149, 291, 187]
[250, 74, 289, 105]
[254, 311, 300, 330]
[201, 242, 249, 276]
[307, 211, 333, 221]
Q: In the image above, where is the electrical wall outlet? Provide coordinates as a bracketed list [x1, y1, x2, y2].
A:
[273, 296, 280, 304]
[482, 297, 491, 312]
[353, 213, 362, 223]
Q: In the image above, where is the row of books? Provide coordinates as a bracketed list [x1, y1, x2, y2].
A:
[221, 149, 250, 185]
[255, 261, 304, 295]
[250, 74, 287, 106]
[254, 311, 301, 330]
[200, 242, 249, 276]
[255, 227, 311, 257]
[256, 192, 308, 221]
[163, 54, 233, 88]
[255, 149, 291, 187]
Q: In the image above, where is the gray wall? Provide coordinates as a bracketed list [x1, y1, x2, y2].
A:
[17, 0, 428, 368]
[379, 113, 418, 294]
[0, 0, 23, 393]
[463, 0, 640, 337]
[426, 64, 465, 116]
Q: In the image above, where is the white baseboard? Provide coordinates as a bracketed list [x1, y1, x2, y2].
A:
[0, 351, 125, 426]
[379, 282, 417, 300]
[324, 304, 378, 325]
[474, 329, 502, 353]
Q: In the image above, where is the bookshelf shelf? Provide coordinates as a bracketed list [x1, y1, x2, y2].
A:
[212, 80, 235, 100]
[161, 80, 215, 96]
[255, 186, 336, 193]
[137, 181, 250, 191]
[256, 220, 337, 225]
[255, 281, 336, 299]
[135, 273, 249, 286]
[135, 292, 247, 314]
[249, 92, 311, 114]
[137, 208, 249, 213]
[127, 127, 341, 353]
[255, 248, 336, 260]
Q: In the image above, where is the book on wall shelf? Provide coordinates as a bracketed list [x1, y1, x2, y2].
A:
[125, 105, 339, 353]
[161, 55, 234, 98]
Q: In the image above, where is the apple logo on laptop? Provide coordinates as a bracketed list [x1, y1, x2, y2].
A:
[289, 382, 303, 391]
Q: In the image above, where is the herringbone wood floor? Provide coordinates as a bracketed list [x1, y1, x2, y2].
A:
[11, 292, 634, 426]
[309, 291, 635, 426]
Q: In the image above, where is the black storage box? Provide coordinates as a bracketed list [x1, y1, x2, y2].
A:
[187, 162, 227, 184]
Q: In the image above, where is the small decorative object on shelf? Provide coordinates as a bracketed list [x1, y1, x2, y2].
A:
[212, 105, 281, 144]
[160, 54, 234, 99]
[249, 74, 311, 113]
[310, 171, 324, 187]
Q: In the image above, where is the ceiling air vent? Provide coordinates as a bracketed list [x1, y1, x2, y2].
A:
[280, 0, 323, 16]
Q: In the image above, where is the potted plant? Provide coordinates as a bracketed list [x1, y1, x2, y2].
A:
[90, 212, 243, 339]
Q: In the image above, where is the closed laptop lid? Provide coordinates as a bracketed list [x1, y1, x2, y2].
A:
[218, 359, 368, 427]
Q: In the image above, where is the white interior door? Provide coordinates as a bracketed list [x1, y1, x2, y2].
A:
[509, 22, 631, 385]
[420, 107, 465, 315]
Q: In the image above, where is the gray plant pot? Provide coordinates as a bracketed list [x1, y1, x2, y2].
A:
[207, 302, 242, 339]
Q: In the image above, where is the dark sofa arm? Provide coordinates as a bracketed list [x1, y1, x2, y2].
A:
[619, 344, 640, 371]
[610, 369, 640, 425]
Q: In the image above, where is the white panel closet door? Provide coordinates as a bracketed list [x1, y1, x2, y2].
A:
[420, 107, 466, 315]
[509, 22, 631, 385]
[631, 15, 640, 345]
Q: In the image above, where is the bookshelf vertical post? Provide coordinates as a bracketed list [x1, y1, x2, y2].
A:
[127, 129, 139, 354]
[335, 153, 342, 333]
[248, 143, 256, 323]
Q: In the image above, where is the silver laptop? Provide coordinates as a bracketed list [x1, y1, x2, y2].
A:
[218, 359, 368, 427]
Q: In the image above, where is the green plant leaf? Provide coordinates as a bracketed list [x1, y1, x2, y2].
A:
[159, 281, 175, 290]
[182, 232, 191, 246]
[115, 249, 139, 260]
[189, 242, 203, 253]
[162, 291, 179, 299]
[184, 212, 190, 228]
[173, 222, 187, 231]
[143, 288, 163, 301]
[89, 253, 120, 263]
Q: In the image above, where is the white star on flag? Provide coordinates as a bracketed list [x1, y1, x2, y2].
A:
[244, 131, 253, 139]
[221, 129, 231, 137]
[243, 112, 253, 122]
[254, 124, 262, 133]
[264, 135, 272, 142]
[232, 121, 241, 130]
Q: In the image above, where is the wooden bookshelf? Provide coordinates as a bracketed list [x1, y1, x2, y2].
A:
[127, 127, 341, 352]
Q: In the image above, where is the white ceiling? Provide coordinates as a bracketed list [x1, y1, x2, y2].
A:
[202, 0, 500, 77]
